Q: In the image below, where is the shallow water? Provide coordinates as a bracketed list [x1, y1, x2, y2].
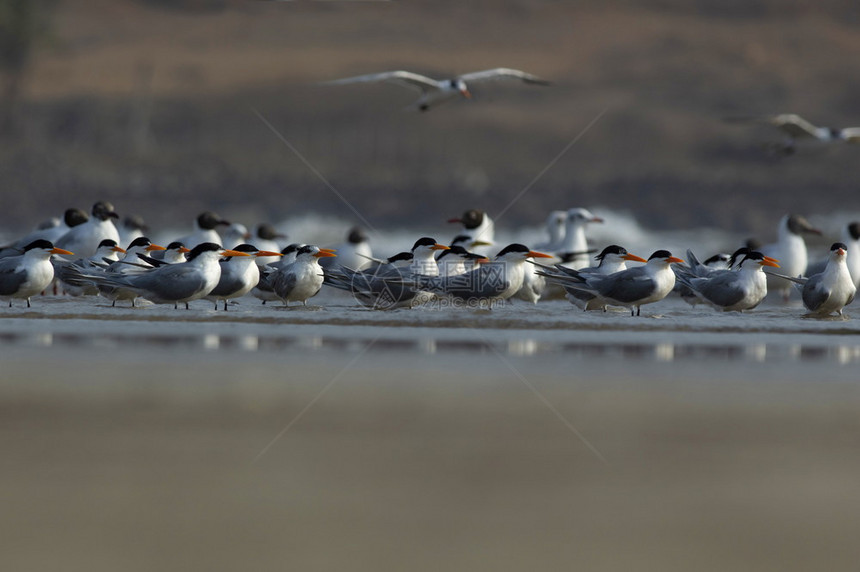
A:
[4, 289, 860, 572]
[2, 290, 859, 369]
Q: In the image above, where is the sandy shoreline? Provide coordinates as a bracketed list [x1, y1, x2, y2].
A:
[3, 338, 860, 570]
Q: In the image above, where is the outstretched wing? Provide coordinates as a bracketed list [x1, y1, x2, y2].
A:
[322, 71, 439, 93]
[458, 68, 550, 85]
[725, 114, 821, 138]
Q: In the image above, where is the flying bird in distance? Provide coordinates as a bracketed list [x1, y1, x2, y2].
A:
[323, 68, 550, 111]
[726, 113, 860, 155]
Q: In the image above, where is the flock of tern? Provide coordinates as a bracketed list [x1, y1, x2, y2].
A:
[0, 202, 856, 318]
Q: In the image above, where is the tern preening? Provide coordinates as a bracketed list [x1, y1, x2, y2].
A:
[324, 68, 550, 111]
[727, 113, 860, 155]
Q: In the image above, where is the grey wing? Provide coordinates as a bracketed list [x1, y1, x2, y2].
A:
[596, 270, 656, 303]
[458, 68, 550, 85]
[322, 70, 439, 92]
[432, 265, 510, 299]
[272, 270, 298, 298]
[209, 267, 245, 297]
[0, 264, 26, 295]
[140, 265, 207, 300]
[697, 274, 745, 307]
[801, 276, 829, 311]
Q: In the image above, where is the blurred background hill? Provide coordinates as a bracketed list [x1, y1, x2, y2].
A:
[2, 0, 860, 235]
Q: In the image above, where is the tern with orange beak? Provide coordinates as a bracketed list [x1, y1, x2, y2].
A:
[675, 251, 780, 312]
[67, 243, 249, 308]
[536, 245, 648, 311]
[206, 244, 283, 311]
[0, 240, 74, 307]
[324, 237, 449, 309]
[268, 245, 336, 307]
[410, 244, 554, 306]
[767, 242, 856, 317]
[542, 250, 684, 316]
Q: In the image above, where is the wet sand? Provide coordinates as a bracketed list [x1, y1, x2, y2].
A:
[2, 295, 860, 570]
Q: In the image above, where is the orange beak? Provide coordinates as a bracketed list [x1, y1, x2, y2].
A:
[112, 246, 127, 254]
[461, 88, 472, 99]
[527, 250, 554, 259]
[760, 259, 780, 268]
[255, 251, 283, 257]
[431, 244, 450, 251]
[147, 244, 167, 252]
[623, 253, 648, 263]
[179, 247, 191, 254]
[314, 251, 337, 258]
[50, 247, 74, 256]
[447, 218, 462, 224]
[222, 249, 251, 257]
[320, 248, 337, 253]
[591, 217, 604, 223]
[666, 256, 684, 264]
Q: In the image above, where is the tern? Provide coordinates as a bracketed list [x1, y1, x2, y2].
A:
[206, 244, 283, 310]
[54, 239, 126, 297]
[324, 68, 549, 111]
[537, 245, 648, 311]
[411, 243, 553, 306]
[806, 221, 860, 288]
[759, 214, 822, 301]
[252, 243, 303, 304]
[544, 250, 684, 316]
[86, 237, 167, 306]
[675, 251, 780, 312]
[268, 245, 336, 307]
[324, 237, 448, 309]
[0, 240, 74, 307]
[54, 201, 120, 258]
[69, 243, 249, 308]
[436, 245, 489, 277]
[143, 241, 191, 265]
[727, 113, 860, 155]
[767, 242, 857, 317]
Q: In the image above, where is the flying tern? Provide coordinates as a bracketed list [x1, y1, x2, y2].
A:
[324, 68, 549, 111]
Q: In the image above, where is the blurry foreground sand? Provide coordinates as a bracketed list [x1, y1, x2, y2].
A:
[2, 347, 859, 571]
